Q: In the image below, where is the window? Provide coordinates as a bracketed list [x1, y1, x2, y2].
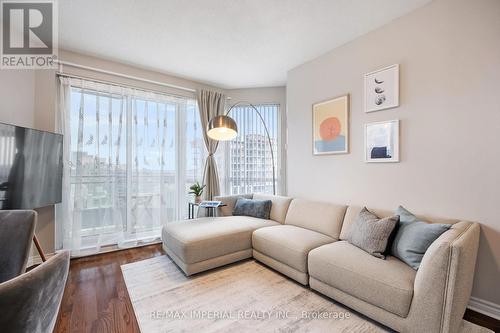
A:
[58, 78, 205, 254]
[219, 104, 281, 195]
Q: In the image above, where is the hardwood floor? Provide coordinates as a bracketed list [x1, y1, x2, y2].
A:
[53, 244, 164, 333]
[53, 244, 500, 333]
[464, 309, 500, 333]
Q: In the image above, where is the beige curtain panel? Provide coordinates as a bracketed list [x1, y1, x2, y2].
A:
[197, 89, 226, 200]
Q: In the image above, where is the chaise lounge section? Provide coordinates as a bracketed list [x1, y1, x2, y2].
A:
[161, 194, 480, 333]
[161, 194, 292, 275]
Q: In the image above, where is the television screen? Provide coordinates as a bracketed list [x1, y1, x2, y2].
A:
[0, 122, 63, 209]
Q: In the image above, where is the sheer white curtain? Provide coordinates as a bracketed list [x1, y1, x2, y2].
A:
[56, 77, 193, 256]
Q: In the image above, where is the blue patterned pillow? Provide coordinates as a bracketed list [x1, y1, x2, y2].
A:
[232, 198, 272, 219]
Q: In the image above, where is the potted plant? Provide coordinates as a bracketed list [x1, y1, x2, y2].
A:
[189, 182, 206, 204]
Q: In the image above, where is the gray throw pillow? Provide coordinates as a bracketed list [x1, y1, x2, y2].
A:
[233, 198, 272, 219]
[348, 207, 399, 259]
[391, 206, 451, 270]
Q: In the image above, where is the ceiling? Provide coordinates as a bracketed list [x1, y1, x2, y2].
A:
[59, 0, 432, 89]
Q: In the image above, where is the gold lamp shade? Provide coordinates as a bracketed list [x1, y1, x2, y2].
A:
[207, 115, 238, 141]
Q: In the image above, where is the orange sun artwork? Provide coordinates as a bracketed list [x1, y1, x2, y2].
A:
[313, 94, 349, 155]
[319, 117, 341, 141]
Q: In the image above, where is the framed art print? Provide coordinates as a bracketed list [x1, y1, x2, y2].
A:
[365, 119, 399, 162]
[313, 94, 349, 155]
[364, 64, 399, 112]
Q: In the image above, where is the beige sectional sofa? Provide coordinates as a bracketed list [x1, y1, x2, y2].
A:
[162, 194, 480, 333]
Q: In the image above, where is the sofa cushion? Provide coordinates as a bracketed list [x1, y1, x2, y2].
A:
[252, 225, 334, 273]
[233, 198, 272, 219]
[347, 207, 399, 259]
[214, 194, 253, 216]
[308, 241, 416, 317]
[284, 199, 347, 239]
[162, 216, 279, 264]
[253, 194, 293, 224]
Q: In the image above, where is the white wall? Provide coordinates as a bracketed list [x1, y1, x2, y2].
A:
[57, 50, 223, 99]
[0, 70, 35, 127]
[225, 87, 286, 108]
[287, 0, 500, 306]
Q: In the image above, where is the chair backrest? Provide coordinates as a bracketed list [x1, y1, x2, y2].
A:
[0, 251, 70, 333]
[0, 210, 37, 283]
[284, 198, 347, 239]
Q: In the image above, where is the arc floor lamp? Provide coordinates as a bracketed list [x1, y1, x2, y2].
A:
[207, 102, 276, 195]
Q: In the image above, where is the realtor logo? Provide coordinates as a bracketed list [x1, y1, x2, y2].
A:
[1, 0, 57, 69]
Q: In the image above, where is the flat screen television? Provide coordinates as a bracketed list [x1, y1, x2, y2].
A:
[0, 122, 63, 210]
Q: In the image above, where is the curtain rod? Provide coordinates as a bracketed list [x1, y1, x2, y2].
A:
[56, 72, 198, 100]
[56, 60, 197, 93]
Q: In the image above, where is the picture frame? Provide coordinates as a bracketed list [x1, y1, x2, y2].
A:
[364, 119, 399, 163]
[312, 94, 349, 155]
[364, 64, 399, 113]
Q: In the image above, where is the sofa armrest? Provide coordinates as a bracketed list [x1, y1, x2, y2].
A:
[410, 221, 480, 333]
[440, 222, 480, 332]
[213, 194, 253, 216]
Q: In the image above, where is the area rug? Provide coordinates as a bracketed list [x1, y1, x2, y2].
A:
[121, 256, 492, 333]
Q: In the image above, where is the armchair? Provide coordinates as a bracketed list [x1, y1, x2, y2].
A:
[0, 251, 70, 333]
[0, 210, 36, 283]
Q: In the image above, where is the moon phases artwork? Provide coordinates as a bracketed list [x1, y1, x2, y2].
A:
[364, 64, 399, 112]
[313, 94, 349, 155]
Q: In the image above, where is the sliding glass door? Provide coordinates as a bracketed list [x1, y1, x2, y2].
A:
[57, 78, 205, 255]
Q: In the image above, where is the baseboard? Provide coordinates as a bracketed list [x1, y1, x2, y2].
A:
[27, 252, 55, 267]
[468, 297, 500, 321]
